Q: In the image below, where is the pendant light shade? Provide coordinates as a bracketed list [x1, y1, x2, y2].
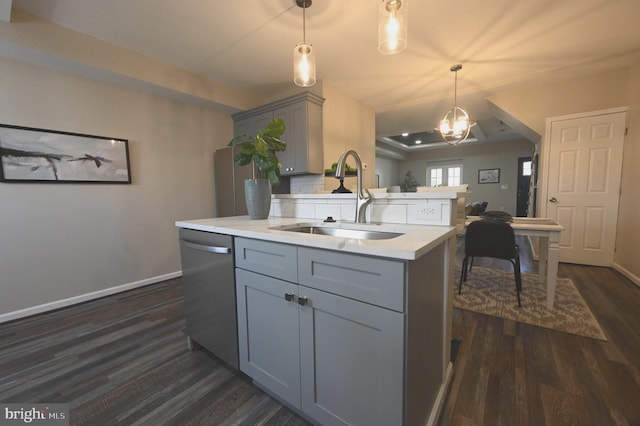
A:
[378, 0, 407, 55]
[293, 42, 315, 87]
[294, 0, 316, 87]
[438, 64, 475, 145]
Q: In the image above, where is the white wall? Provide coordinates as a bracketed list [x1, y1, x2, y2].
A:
[394, 140, 533, 215]
[321, 82, 377, 191]
[0, 57, 233, 318]
[488, 68, 629, 136]
[490, 66, 640, 282]
[375, 155, 401, 188]
[615, 59, 640, 284]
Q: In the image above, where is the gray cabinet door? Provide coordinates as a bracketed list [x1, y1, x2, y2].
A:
[236, 268, 301, 408]
[233, 92, 324, 177]
[233, 117, 251, 139]
[235, 111, 273, 139]
[288, 100, 309, 174]
[252, 111, 274, 137]
[274, 105, 296, 174]
[281, 96, 323, 176]
[275, 100, 312, 176]
[299, 286, 405, 426]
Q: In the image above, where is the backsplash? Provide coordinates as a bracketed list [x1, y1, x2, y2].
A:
[289, 175, 326, 194]
[270, 191, 468, 229]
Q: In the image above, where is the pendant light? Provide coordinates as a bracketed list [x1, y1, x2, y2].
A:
[438, 64, 475, 145]
[378, 0, 408, 55]
[293, 0, 316, 87]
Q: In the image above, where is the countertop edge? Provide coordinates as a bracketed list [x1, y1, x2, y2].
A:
[176, 217, 456, 261]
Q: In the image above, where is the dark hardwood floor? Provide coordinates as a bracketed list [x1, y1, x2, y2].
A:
[444, 236, 640, 426]
[1, 236, 639, 425]
[0, 281, 309, 425]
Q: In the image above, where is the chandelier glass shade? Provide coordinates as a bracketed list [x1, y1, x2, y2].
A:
[294, 42, 315, 87]
[378, 0, 407, 55]
[293, 0, 316, 87]
[438, 64, 474, 145]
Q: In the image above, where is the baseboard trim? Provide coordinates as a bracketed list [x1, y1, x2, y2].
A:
[0, 271, 182, 324]
[427, 361, 454, 426]
[613, 262, 640, 288]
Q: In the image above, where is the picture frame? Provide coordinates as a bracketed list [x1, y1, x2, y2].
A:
[478, 168, 500, 184]
[0, 124, 131, 183]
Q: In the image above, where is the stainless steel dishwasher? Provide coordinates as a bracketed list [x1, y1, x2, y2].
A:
[178, 228, 238, 369]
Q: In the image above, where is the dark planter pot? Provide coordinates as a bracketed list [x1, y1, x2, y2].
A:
[244, 179, 272, 220]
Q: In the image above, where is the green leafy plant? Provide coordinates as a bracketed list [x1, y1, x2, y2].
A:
[228, 118, 287, 187]
[324, 162, 357, 176]
[400, 170, 418, 192]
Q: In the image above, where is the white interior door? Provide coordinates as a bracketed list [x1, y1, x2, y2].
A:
[543, 110, 626, 266]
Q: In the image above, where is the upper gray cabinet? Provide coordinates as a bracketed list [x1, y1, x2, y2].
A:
[232, 92, 325, 176]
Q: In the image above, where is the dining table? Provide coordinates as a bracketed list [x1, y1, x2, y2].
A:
[465, 216, 565, 309]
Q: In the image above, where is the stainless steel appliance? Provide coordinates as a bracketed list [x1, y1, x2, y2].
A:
[214, 147, 250, 217]
[178, 228, 238, 369]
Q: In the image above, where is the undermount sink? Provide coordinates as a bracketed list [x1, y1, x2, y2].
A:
[273, 224, 403, 240]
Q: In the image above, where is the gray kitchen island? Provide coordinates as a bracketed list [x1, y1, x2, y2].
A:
[176, 216, 456, 426]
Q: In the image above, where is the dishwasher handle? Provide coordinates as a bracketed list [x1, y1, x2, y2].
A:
[181, 239, 231, 254]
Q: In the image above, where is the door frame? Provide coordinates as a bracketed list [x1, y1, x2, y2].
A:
[516, 156, 532, 217]
[539, 106, 627, 262]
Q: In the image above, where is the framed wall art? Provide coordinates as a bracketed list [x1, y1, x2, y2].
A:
[478, 168, 500, 184]
[0, 124, 131, 183]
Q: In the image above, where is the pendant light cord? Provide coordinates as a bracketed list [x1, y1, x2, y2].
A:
[453, 70, 458, 121]
[454, 71, 458, 109]
[302, 2, 307, 43]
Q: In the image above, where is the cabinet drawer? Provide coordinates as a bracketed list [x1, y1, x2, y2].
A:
[235, 237, 298, 282]
[298, 248, 405, 312]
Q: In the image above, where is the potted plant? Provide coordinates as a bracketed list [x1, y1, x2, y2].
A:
[400, 170, 418, 192]
[228, 118, 286, 219]
[324, 162, 358, 193]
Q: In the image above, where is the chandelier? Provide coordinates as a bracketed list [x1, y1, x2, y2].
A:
[438, 64, 475, 145]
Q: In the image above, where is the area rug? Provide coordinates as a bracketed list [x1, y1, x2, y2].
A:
[454, 266, 607, 341]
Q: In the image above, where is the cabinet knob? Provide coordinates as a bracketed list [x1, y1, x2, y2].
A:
[284, 292, 295, 302]
[297, 296, 308, 306]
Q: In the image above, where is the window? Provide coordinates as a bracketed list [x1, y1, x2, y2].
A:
[448, 166, 462, 186]
[427, 162, 463, 187]
[429, 168, 443, 186]
[522, 160, 532, 176]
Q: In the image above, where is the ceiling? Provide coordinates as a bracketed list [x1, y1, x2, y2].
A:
[11, 0, 640, 146]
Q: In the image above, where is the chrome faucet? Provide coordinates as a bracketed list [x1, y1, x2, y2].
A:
[335, 149, 372, 223]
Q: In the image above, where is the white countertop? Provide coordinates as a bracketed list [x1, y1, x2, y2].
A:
[176, 216, 456, 261]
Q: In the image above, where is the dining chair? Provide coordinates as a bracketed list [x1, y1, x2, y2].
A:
[458, 219, 522, 307]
